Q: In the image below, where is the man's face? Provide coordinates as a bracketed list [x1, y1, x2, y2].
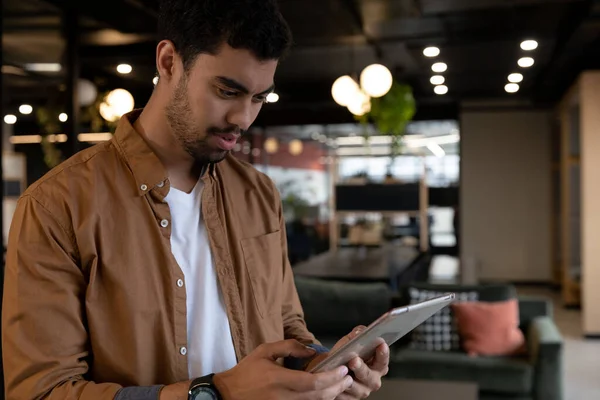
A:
[165, 44, 278, 164]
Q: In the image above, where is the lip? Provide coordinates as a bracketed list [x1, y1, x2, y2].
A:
[211, 132, 240, 151]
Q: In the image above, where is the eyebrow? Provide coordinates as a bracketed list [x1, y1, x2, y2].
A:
[215, 76, 275, 97]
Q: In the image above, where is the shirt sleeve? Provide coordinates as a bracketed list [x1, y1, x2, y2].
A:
[2, 194, 123, 399]
[114, 386, 165, 400]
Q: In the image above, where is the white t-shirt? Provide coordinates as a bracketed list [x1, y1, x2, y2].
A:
[164, 179, 237, 379]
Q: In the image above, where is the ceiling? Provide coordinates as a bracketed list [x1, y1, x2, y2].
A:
[3, 0, 600, 129]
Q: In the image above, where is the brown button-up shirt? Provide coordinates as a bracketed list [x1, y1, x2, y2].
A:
[2, 111, 316, 399]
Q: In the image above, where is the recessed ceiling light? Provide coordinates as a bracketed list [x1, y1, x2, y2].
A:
[505, 83, 520, 93]
[19, 104, 33, 115]
[434, 85, 449, 95]
[423, 47, 440, 57]
[432, 62, 447, 73]
[4, 114, 17, 124]
[24, 63, 62, 72]
[518, 57, 535, 68]
[430, 75, 445, 85]
[508, 73, 524, 83]
[520, 40, 538, 51]
[117, 64, 133, 74]
[266, 93, 279, 103]
[59, 113, 68, 122]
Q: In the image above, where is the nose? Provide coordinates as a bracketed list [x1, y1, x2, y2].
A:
[226, 99, 259, 131]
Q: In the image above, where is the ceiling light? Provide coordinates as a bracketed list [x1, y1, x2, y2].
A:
[289, 139, 303, 156]
[99, 89, 135, 122]
[434, 85, 449, 95]
[518, 57, 535, 68]
[508, 73, 524, 83]
[430, 75, 445, 85]
[331, 75, 360, 107]
[423, 47, 440, 58]
[347, 90, 371, 116]
[264, 137, 279, 154]
[59, 113, 68, 122]
[505, 83, 520, 93]
[116, 64, 133, 74]
[19, 104, 33, 115]
[520, 40, 538, 51]
[78, 133, 113, 143]
[360, 64, 393, 98]
[266, 93, 279, 103]
[24, 63, 62, 72]
[4, 114, 17, 124]
[153, 76, 159, 85]
[432, 62, 447, 73]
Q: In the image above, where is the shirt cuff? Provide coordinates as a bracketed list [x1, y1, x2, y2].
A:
[284, 343, 330, 371]
[114, 385, 165, 400]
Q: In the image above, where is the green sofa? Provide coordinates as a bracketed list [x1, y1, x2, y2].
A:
[294, 278, 563, 400]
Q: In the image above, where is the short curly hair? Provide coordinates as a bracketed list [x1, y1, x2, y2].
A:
[158, 0, 293, 70]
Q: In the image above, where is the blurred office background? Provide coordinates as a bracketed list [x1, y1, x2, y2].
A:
[3, 1, 600, 399]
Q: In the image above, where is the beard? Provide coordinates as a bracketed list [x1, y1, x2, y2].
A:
[165, 74, 231, 164]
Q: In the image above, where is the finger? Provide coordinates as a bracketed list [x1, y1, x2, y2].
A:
[349, 357, 377, 390]
[258, 340, 317, 361]
[370, 343, 390, 374]
[290, 366, 349, 392]
[343, 380, 372, 399]
[349, 325, 368, 339]
[332, 326, 368, 352]
[306, 375, 354, 400]
[335, 394, 355, 400]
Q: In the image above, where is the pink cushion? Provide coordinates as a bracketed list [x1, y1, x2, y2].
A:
[451, 299, 526, 357]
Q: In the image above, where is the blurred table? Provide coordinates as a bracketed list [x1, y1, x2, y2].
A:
[292, 245, 419, 286]
[371, 379, 478, 400]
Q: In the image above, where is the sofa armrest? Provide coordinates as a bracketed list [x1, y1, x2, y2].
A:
[528, 316, 563, 400]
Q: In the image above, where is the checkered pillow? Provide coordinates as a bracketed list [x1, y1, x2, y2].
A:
[408, 288, 479, 351]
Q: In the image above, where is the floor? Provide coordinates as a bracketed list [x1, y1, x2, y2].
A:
[428, 255, 600, 400]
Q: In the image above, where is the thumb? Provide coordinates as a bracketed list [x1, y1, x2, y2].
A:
[258, 340, 317, 361]
[332, 325, 368, 352]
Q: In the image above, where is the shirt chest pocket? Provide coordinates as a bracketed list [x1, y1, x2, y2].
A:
[240, 231, 283, 318]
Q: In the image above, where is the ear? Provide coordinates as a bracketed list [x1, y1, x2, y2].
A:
[156, 40, 181, 84]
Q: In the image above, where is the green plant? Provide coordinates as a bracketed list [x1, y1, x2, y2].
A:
[357, 82, 417, 172]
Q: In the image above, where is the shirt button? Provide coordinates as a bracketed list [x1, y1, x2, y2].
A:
[177, 279, 184, 288]
[157, 181, 165, 188]
[160, 219, 169, 228]
[140, 184, 148, 191]
[180, 346, 187, 356]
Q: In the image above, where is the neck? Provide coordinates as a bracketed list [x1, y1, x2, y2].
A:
[134, 89, 203, 191]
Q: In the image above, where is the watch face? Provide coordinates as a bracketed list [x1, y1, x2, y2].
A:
[190, 387, 218, 400]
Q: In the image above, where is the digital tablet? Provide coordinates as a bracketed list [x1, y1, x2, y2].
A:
[308, 293, 456, 373]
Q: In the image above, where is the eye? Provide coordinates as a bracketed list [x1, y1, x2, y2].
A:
[217, 88, 239, 98]
[253, 96, 267, 104]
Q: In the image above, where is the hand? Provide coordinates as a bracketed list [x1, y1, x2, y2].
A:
[214, 339, 354, 400]
[307, 326, 390, 399]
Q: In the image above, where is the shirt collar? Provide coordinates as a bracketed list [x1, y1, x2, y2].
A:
[113, 109, 168, 196]
[113, 110, 217, 196]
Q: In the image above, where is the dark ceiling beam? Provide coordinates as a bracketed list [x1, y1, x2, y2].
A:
[422, 0, 587, 15]
[340, 0, 384, 59]
[532, 0, 600, 102]
[42, 0, 157, 33]
[79, 42, 157, 64]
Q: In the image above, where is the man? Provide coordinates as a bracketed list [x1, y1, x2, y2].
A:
[2, 1, 389, 399]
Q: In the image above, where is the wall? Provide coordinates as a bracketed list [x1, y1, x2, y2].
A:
[579, 71, 600, 335]
[460, 110, 552, 282]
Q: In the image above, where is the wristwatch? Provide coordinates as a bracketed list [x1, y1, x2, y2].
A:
[188, 374, 222, 400]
